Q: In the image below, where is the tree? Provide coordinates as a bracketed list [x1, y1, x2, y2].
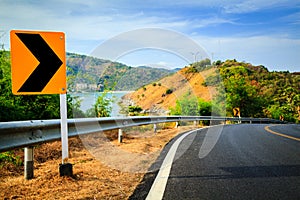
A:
[198, 98, 212, 116]
[94, 90, 115, 117]
[219, 66, 265, 117]
[170, 97, 198, 116]
[170, 94, 211, 116]
[266, 86, 300, 122]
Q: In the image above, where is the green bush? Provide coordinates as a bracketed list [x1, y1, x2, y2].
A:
[166, 89, 173, 94]
[0, 151, 23, 167]
[170, 94, 212, 117]
[128, 105, 143, 116]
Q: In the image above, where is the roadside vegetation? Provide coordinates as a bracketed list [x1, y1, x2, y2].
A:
[204, 59, 300, 122]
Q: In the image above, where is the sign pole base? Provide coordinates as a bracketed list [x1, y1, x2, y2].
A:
[59, 163, 73, 177]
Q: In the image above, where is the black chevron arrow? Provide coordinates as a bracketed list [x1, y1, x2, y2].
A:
[16, 33, 63, 92]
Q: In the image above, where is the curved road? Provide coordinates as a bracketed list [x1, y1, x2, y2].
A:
[131, 124, 300, 200]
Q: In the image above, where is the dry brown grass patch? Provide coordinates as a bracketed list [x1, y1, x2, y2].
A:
[0, 125, 196, 199]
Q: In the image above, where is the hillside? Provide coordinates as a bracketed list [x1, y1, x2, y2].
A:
[123, 66, 218, 114]
[66, 53, 173, 92]
[123, 60, 300, 122]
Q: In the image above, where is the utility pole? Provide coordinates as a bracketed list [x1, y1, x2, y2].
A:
[190, 51, 200, 63]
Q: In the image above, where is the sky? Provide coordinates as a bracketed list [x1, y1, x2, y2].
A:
[1, 0, 300, 72]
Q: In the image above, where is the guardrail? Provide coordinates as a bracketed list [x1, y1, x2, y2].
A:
[0, 116, 284, 153]
[0, 116, 284, 179]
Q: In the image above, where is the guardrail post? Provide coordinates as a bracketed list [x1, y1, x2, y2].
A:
[175, 122, 179, 128]
[24, 146, 34, 180]
[118, 129, 123, 143]
[193, 120, 198, 127]
[153, 124, 157, 133]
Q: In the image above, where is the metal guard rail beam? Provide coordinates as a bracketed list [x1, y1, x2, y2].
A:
[0, 116, 284, 152]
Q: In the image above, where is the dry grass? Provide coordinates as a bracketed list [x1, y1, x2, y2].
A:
[0, 124, 196, 200]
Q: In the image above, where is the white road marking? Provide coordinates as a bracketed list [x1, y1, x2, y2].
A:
[146, 125, 224, 199]
[146, 129, 200, 200]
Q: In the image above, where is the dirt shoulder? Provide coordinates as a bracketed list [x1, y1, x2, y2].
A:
[0, 124, 196, 200]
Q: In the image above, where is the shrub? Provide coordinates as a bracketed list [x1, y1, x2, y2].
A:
[166, 89, 173, 94]
[0, 151, 23, 167]
[128, 105, 143, 116]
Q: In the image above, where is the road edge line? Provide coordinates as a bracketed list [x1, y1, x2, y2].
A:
[145, 128, 201, 200]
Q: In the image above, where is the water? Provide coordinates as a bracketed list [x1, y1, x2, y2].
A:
[71, 91, 131, 117]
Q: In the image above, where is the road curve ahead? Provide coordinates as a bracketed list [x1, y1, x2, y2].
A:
[138, 124, 300, 200]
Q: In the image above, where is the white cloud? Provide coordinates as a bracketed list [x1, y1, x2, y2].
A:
[194, 35, 300, 71]
[192, 17, 236, 28]
[1, 0, 299, 71]
[0, 1, 192, 42]
[222, 0, 295, 14]
[91, 28, 208, 63]
[280, 11, 300, 25]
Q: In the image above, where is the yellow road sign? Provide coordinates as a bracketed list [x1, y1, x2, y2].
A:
[233, 107, 240, 117]
[10, 30, 66, 95]
[279, 115, 284, 121]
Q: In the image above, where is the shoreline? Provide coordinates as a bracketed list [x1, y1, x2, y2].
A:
[70, 91, 134, 94]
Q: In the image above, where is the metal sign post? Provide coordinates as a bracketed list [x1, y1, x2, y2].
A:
[59, 93, 73, 176]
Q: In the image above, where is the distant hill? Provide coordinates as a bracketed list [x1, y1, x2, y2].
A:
[123, 59, 300, 122]
[66, 53, 174, 91]
[123, 66, 217, 114]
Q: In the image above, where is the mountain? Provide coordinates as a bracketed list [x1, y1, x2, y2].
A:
[66, 53, 174, 92]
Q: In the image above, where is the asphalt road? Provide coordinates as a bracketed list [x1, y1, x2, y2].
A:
[131, 124, 300, 200]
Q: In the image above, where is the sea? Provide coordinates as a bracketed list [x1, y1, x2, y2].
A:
[70, 91, 131, 117]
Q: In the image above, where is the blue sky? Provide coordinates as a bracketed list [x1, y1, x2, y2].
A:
[1, 0, 300, 71]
